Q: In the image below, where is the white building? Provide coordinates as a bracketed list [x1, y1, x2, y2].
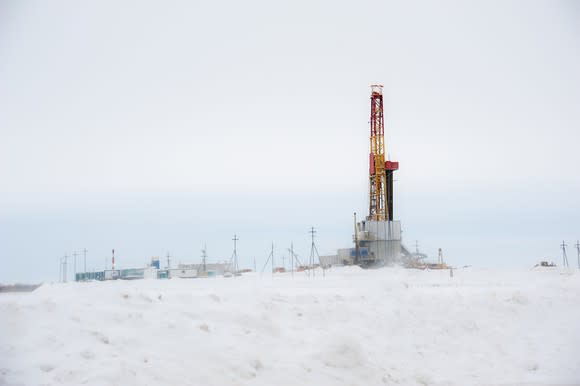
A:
[168, 264, 197, 279]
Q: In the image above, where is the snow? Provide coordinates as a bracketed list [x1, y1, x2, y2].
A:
[1, 266, 579, 386]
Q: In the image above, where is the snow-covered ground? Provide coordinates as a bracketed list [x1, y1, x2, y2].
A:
[1, 266, 579, 386]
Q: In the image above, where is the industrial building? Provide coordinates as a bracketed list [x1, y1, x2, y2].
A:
[75, 256, 230, 282]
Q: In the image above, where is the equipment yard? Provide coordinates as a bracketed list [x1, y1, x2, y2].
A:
[1, 266, 579, 386]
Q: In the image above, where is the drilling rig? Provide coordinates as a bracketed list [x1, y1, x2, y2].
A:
[319, 85, 406, 269]
[354, 85, 402, 267]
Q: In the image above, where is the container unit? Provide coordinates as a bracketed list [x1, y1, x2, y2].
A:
[199, 263, 228, 276]
[104, 270, 120, 280]
[168, 267, 197, 279]
[143, 267, 158, 279]
[319, 254, 340, 267]
[120, 268, 145, 280]
[75, 271, 104, 281]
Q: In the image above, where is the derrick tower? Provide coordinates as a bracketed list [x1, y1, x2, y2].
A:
[349, 85, 403, 267]
[368, 85, 398, 221]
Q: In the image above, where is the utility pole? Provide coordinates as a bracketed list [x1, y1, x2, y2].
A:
[167, 252, 171, 269]
[353, 213, 359, 264]
[561, 240, 569, 268]
[309, 227, 321, 277]
[231, 234, 239, 274]
[253, 256, 256, 272]
[62, 254, 68, 283]
[290, 242, 294, 277]
[576, 240, 580, 269]
[83, 248, 88, 277]
[261, 243, 275, 276]
[73, 251, 78, 280]
[288, 244, 304, 276]
[201, 244, 207, 274]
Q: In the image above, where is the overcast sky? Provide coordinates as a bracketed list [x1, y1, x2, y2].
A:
[1, 0, 579, 282]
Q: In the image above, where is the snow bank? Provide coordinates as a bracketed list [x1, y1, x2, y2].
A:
[1, 267, 579, 386]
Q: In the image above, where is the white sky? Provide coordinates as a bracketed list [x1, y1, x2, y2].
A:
[1, 0, 579, 282]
